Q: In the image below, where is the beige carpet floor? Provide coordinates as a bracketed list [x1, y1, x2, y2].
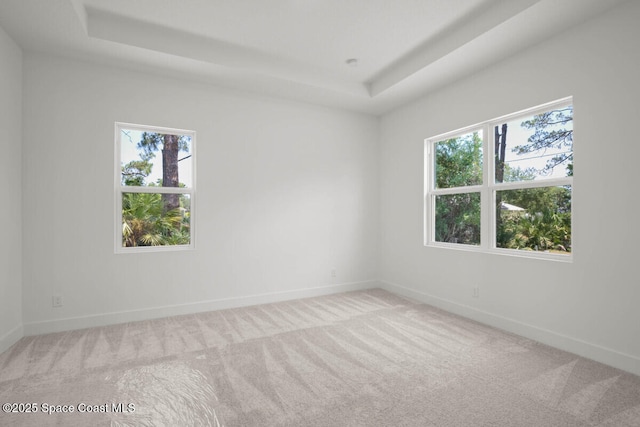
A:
[1, 289, 639, 426]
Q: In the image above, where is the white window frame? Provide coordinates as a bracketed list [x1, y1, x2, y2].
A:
[114, 122, 196, 253]
[424, 97, 573, 262]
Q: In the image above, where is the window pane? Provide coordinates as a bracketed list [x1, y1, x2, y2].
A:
[496, 186, 571, 254]
[495, 105, 573, 183]
[121, 193, 191, 247]
[120, 129, 193, 188]
[435, 193, 481, 245]
[435, 130, 483, 189]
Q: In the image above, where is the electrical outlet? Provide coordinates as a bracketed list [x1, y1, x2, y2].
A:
[331, 269, 337, 278]
[52, 295, 63, 307]
[472, 287, 479, 298]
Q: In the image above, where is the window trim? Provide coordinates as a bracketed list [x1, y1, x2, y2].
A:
[424, 97, 573, 262]
[114, 122, 196, 254]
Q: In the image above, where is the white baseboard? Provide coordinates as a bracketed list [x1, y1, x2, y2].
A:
[18, 279, 640, 377]
[23, 280, 379, 336]
[379, 280, 640, 377]
[0, 324, 24, 354]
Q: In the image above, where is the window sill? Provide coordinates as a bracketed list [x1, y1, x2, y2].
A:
[425, 242, 573, 263]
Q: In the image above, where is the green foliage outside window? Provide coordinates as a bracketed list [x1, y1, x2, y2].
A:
[122, 192, 191, 247]
[496, 187, 571, 252]
[434, 132, 482, 245]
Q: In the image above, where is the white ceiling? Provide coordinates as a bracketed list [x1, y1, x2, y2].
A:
[0, 0, 628, 115]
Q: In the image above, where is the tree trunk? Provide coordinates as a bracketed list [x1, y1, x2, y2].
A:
[495, 124, 507, 246]
[162, 134, 180, 213]
[495, 123, 507, 184]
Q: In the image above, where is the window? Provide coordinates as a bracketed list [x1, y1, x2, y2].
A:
[425, 98, 573, 260]
[115, 122, 195, 253]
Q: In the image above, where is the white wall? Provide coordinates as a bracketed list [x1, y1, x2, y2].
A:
[21, 53, 379, 333]
[379, 0, 640, 375]
[0, 25, 22, 353]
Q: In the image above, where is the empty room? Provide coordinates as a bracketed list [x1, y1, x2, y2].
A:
[1, 0, 639, 425]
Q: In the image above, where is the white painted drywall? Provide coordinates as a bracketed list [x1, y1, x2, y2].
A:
[21, 54, 379, 332]
[379, 0, 640, 374]
[0, 24, 23, 352]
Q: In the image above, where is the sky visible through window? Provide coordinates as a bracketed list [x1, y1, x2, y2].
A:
[120, 129, 193, 188]
[501, 113, 573, 181]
